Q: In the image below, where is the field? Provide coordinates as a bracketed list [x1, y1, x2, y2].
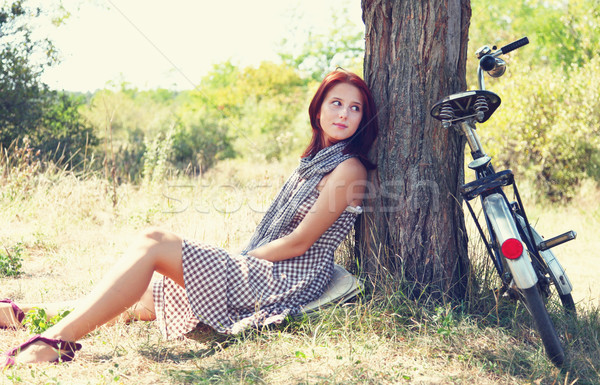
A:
[1, 158, 599, 384]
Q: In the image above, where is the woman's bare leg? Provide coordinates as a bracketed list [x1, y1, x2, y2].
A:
[1, 301, 75, 329]
[6, 228, 184, 364]
[117, 284, 157, 323]
[1, 286, 155, 329]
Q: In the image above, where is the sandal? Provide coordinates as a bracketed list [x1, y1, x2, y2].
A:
[0, 299, 25, 330]
[2, 334, 82, 369]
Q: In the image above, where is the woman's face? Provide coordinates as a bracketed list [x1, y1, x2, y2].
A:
[318, 82, 363, 146]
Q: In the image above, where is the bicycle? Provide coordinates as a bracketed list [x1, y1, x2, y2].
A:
[430, 37, 576, 367]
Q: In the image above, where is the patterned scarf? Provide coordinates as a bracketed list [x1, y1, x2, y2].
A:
[242, 141, 354, 254]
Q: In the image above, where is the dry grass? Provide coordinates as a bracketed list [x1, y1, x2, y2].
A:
[521, 179, 600, 307]
[1, 157, 599, 384]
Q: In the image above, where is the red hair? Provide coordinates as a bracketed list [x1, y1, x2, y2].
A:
[303, 69, 378, 169]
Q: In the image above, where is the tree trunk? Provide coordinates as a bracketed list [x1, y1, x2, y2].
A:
[356, 0, 472, 298]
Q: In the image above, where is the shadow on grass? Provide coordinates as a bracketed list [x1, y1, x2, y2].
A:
[166, 358, 271, 385]
[471, 302, 599, 384]
[139, 331, 232, 365]
[560, 305, 600, 384]
[453, 294, 600, 384]
[357, 270, 600, 385]
[137, 344, 218, 364]
[492, 299, 599, 384]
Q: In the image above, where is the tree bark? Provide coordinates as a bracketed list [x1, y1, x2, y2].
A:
[356, 0, 472, 298]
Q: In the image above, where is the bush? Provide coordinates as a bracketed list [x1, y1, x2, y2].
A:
[0, 138, 43, 201]
[171, 113, 235, 174]
[0, 242, 24, 277]
[186, 61, 309, 162]
[142, 128, 174, 185]
[480, 56, 600, 202]
[33, 92, 98, 167]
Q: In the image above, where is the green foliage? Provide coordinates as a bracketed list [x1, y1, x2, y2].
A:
[0, 1, 54, 148]
[191, 61, 244, 115]
[468, 0, 600, 201]
[433, 305, 457, 337]
[183, 61, 309, 162]
[0, 2, 95, 172]
[470, 0, 600, 69]
[0, 5, 362, 182]
[228, 62, 309, 160]
[479, 56, 600, 201]
[142, 128, 174, 185]
[81, 86, 181, 182]
[33, 92, 98, 167]
[236, 95, 301, 161]
[171, 113, 234, 173]
[83, 85, 179, 144]
[278, 5, 364, 81]
[4, 0, 596, 203]
[23, 307, 71, 334]
[0, 46, 46, 146]
[0, 242, 24, 277]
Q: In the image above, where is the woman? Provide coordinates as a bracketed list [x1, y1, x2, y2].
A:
[1, 69, 378, 367]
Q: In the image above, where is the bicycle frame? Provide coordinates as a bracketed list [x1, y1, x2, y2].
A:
[458, 119, 540, 291]
[454, 53, 574, 296]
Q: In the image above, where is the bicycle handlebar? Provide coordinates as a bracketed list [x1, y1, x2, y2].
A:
[500, 37, 529, 55]
[477, 36, 529, 90]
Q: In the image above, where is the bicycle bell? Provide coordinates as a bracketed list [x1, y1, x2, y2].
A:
[476, 45, 507, 78]
[482, 57, 506, 77]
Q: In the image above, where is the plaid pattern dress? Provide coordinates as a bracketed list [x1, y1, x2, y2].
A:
[152, 188, 360, 338]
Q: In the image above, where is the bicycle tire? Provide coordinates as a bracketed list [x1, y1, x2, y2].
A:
[515, 215, 576, 314]
[482, 194, 567, 366]
[521, 286, 565, 367]
[559, 293, 575, 312]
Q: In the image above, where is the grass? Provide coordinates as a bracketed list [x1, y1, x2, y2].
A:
[0, 243, 24, 277]
[1, 155, 599, 384]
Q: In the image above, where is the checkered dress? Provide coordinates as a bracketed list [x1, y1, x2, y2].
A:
[152, 188, 360, 338]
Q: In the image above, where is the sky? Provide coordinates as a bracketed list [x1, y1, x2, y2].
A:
[34, 0, 363, 92]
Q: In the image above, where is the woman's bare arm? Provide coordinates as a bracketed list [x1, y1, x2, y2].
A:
[247, 158, 367, 262]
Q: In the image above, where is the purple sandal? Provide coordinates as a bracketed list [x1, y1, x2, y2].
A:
[0, 299, 25, 330]
[2, 335, 82, 369]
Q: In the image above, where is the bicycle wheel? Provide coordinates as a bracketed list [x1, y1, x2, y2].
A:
[483, 194, 566, 366]
[515, 215, 576, 314]
[521, 286, 565, 366]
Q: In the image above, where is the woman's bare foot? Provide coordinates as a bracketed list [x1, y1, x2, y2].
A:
[2, 335, 81, 368]
[4, 341, 59, 365]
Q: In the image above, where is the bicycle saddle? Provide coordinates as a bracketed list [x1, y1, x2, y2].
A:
[430, 90, 501, 125]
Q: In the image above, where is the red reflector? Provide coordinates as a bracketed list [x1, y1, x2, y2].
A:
[502, 238, 523, 259]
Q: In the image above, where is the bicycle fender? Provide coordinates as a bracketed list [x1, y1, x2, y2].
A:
[483, 193, 538, 289]
[515, 215, 574, 296]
